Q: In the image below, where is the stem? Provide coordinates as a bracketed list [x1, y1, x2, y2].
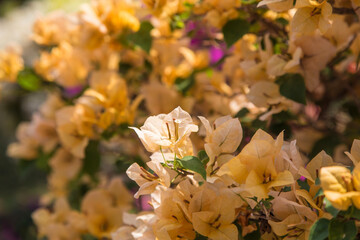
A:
[160, 146, 170, 168]
[332, 7, 358, 15]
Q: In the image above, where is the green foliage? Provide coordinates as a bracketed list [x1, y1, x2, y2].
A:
[101, 123, 130, 140]
[275, 17, 289, 26]
[241, 0, 258, 5]
[197, 150, 209, 165]
[35, 148, 57, 172]
[81, 234, 98, 240]
[18, 147, 57, 176]
[269, 111, 295, 139]
[281, 186, 291, 192]
[329, 219, 357, 240]
[235, 108, 250, 118]
[348, 207, 360, 220]
[309, 218, 330, 240]
[297, 179, 310, 192]
[17, 68, 42, 91]
[118, 62, 133, 75]
[275, 73, 306, 104]
[126, 21, 154, 53]
[175, 74, 195, 95]
[177, 156, 207, 180]
[310, 135, 341, 159]
[251, 118, 267, 130]
[251, 196, 274, 212]
[243, 224, 261, 240]
[324, 198, 340, 217]
[68, 181, 91, 210]
[81, 140, 101, 180]
[170, 12, 190, 30]
[194, 233, 208, 240]
[115, 155, 145, 174]
[222, 18, 250, 47]
[236, 220, 261, 240]
[314, 188, 324, 199]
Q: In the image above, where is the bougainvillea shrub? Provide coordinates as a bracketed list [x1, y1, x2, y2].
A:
[1, 0, 360, 239]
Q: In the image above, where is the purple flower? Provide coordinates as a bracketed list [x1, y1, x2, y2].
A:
[140, 195, 153, 211]
[64, 85, 83, 98]
[185, 21, 197, 33]
[210, 46, 224, 65]
[299, 176, 306, 182]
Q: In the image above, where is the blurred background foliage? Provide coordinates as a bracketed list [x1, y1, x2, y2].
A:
[0, 1, 88, 239]
[0, 0, 30, 17]
[1, 0, 360, 239]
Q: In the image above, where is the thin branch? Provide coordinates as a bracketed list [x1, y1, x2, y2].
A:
[333, 7, 358, 15]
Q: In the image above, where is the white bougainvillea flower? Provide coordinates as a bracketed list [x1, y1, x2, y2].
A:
[345, 139, 360, 166]
[257, 0, 293, 12]
[130, 106, 198, 155]
[199, 116, 242, 173]
[189, 183, 242, 240]
[112, 212, 157, 240]
[247, 81, 292, 120]
[126, 161, 174, 198]
[292, 0, 332, 34]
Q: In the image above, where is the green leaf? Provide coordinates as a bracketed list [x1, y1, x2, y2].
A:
[222, 18, 250, 47]
[244, 226, 261, 240]
[241, 0, 258, 4]
[68, 182, 91, 210]
[350, 207, 360, 220]
[324, 198, 340, 217]
[197, 150, 209, 165]
[35, 147, 57, 172]
[115, 155, 145, 174]
[81, 234, 98, 240]
[252, 118, 266, 130]
[281, 186, 291, 192]
[326, 217, 357, 240]
[127, 21, 154, 53]
[275, 17, 289, 26]
[235, 108, 250, 118]
[194, 233, 208, 240]
[118, 62, 132, 75]
[101, 123, 129, 140]
[17, 68, 42, 91]
[275, 73, 306, 104]
[328, 219, 357, 240]
[175, 74, 195, 95]
[205, 68, 213, 78]
[249, 22, 261, 33]
[329, 219, 344, 240]
[236, 222, 260, 240]
[177, 156, 206, 180]
[297, 179, 310, 192]
[308, 218, 330, 240]
[269, 122, 292, 139]
[314, 188, 324, 199]
[170, 14, 187, 30]
[343, 220, 357, 240]
[310, 135, 341, 159]
[274, 42, 288, 54]
[81, 140, 101, 180]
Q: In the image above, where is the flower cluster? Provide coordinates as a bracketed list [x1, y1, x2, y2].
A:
[118, 107, 360, 240]
[1, 0, 360, 239]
